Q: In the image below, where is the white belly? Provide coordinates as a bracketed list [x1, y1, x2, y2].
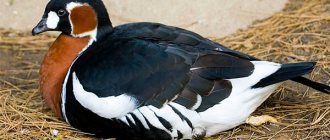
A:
[199, 84, 280, 136]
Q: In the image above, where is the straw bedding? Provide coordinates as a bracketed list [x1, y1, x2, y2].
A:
[0, 0, 329, 139]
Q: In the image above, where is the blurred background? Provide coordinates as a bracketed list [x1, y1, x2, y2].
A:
[0, 0, 287, 37]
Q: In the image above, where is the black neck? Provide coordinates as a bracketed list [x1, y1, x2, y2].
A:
[90, 0, 114, 40]
[96, 24, 113, 41]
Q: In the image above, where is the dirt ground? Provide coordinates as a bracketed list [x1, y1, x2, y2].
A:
[0, 0, 287, 37]
[0, 0, 330, 140]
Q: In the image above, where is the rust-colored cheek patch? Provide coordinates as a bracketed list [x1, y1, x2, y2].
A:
[70, 5, 97, 35]
[40, 34, 90, 118]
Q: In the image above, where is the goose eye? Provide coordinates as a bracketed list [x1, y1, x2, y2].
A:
[57, 9, 66, 16]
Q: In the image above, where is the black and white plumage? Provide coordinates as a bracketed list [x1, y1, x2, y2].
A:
[32, 0, 330, 139]
[63, 23, 325, 139]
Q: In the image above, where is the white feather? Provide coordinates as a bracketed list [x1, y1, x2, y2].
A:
[72, 72, 138, 119]
[139, 107, 173, 135]
[199, 61, 282, 136]
[148, 105, 191, 139]
[119, 117, 129, 126]
[66, 2, 83, 12]
[190, 94, 202, 110]
[169, 103, 202, 139]
[64, 59, 285, 139]
[126, 114, 136, 125]
[131, 110, 150, 129]
[199, 84, 279, 136]
[229, 61, 281, 96]
[46, 11, 59, 29]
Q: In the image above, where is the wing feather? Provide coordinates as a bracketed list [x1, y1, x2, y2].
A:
[69, 22, 258, 112]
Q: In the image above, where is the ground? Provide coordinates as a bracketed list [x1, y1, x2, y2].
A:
[0, 0, 329, 140]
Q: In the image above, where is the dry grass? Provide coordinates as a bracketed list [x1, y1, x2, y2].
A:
[0, 0, 329, 139]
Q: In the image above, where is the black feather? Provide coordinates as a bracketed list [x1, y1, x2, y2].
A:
[173, 88, 199, 109]
[196, 80, 232, 112]
[61, 21, 329, 139]
[253, 62, 316, 88]
[187, 74, 214, 96]
[193, 54, 254, 79]
[292, 77, 330, 94]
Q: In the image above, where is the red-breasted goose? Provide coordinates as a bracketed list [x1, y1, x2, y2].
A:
[32, 0, 330, 139]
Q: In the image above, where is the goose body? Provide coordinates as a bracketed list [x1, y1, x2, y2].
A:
[32, 0, 330, 139]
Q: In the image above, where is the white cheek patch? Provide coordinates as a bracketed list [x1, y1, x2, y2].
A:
[46, 11, 60, 29]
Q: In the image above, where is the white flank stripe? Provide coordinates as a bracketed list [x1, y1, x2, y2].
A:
[169, 103, 201, 139]
[132, 110, 150, 129]
[191, 94, 202, 110]
[120, 117, 129, 126]
[139, 107, 170, 133]
[148, 105, 192, 139]
[46, 11, 59, 29]
[126, 114, 136, 125]
[72, 72, 137, 119]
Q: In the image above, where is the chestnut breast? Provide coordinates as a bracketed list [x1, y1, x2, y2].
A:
[40, 34, 90, 118]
